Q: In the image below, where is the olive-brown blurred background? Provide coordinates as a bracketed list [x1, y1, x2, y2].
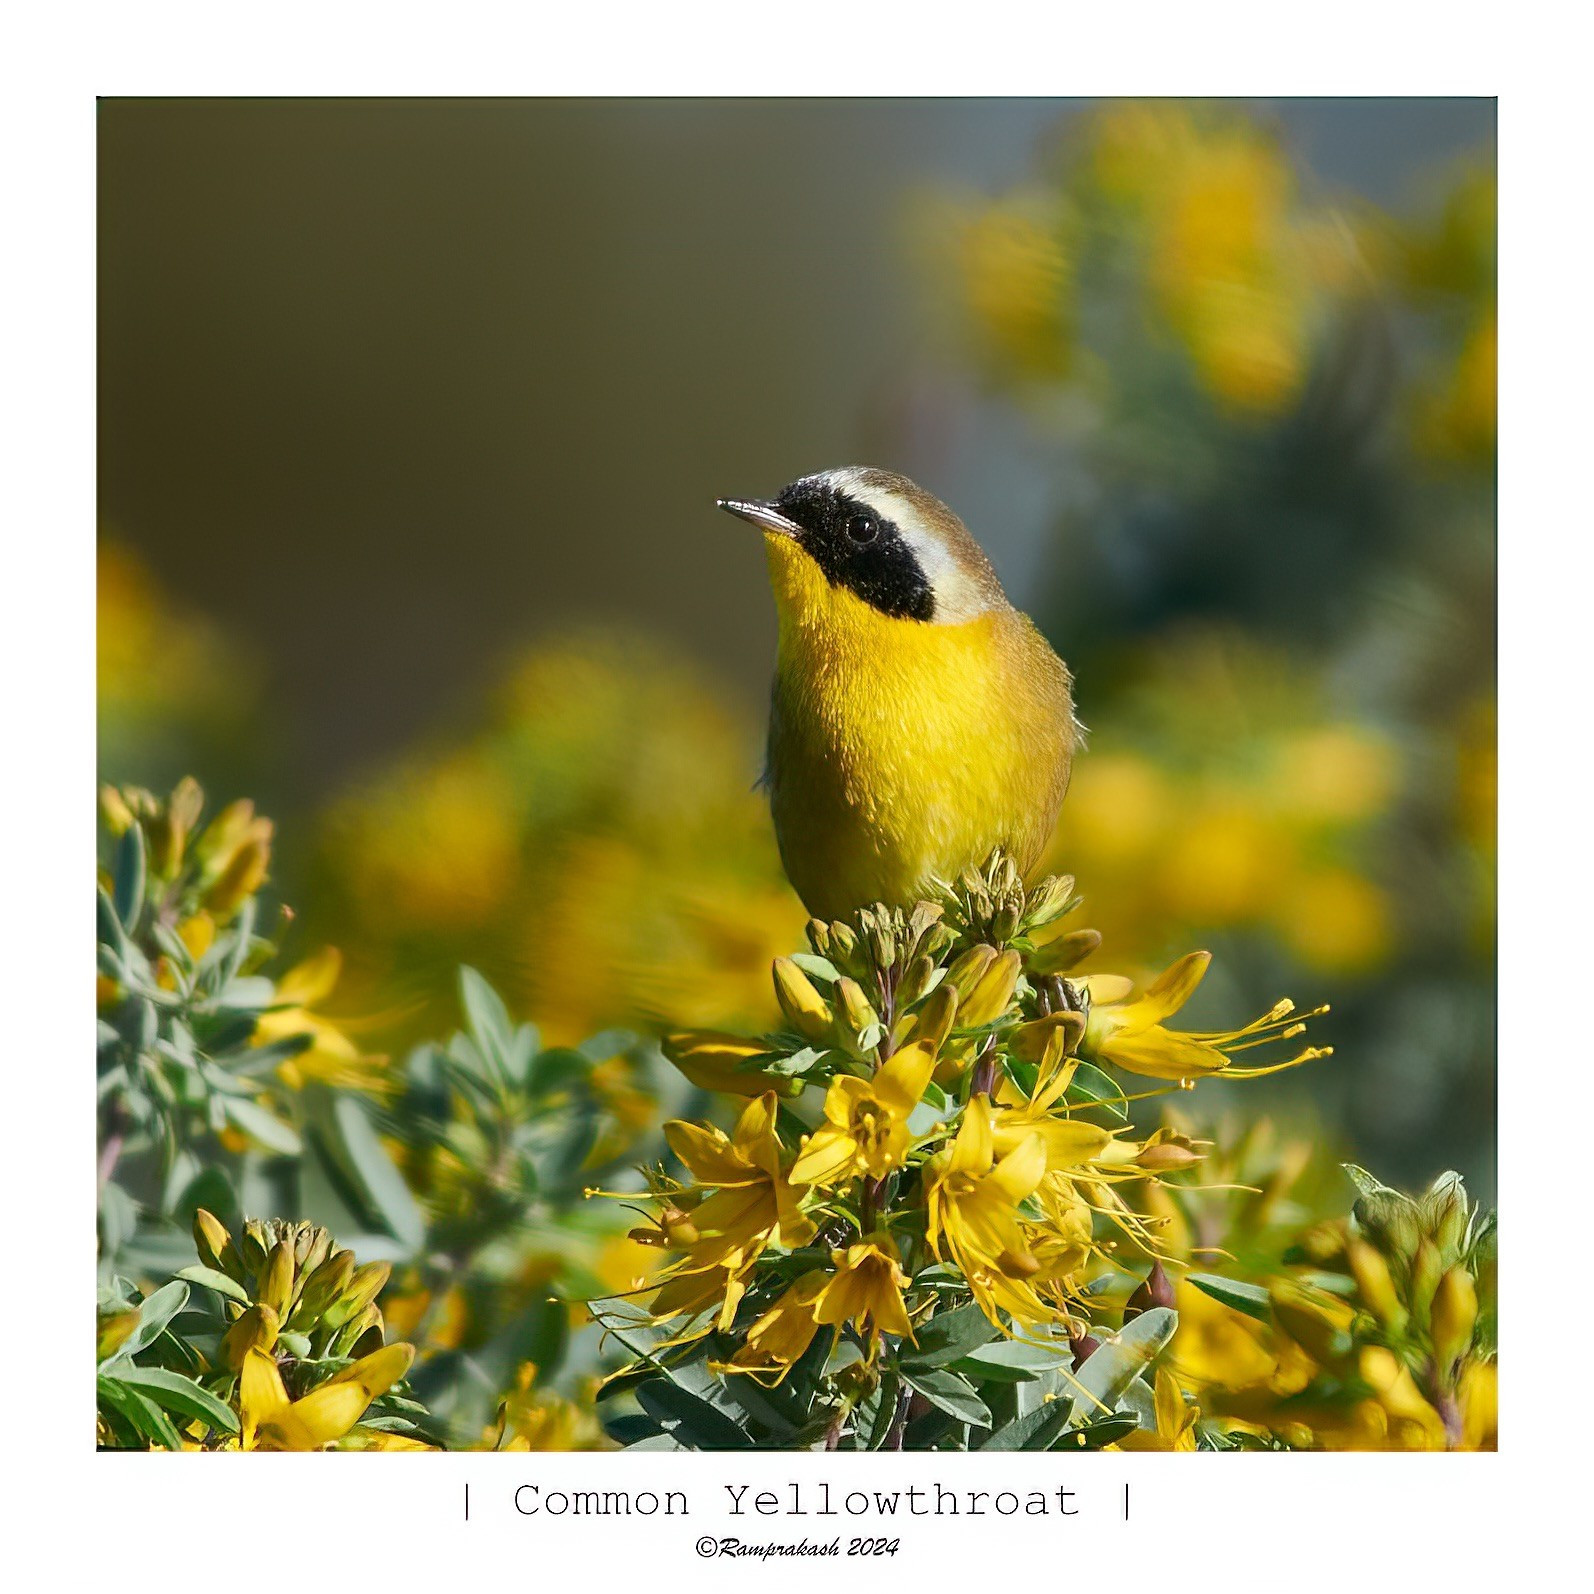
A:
[99, 98, 1496, 1193]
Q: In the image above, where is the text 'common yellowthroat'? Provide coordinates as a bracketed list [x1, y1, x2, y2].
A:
[719, 467, 1079, 921]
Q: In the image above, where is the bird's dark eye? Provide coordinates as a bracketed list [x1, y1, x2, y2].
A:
[846, 513, 878, 544]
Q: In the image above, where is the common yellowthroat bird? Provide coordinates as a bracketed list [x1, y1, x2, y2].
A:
[719, 467, 1079, 922]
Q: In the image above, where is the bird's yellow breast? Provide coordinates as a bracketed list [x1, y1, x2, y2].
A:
[763, 537, 1074, 921]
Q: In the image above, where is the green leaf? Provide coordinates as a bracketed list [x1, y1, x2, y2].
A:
[1342, 1163, 1399, 1199]
[113, 823, 146, 930]
[101, 1280, 190, 1367]
[216, 1032, 314, 1076]
[459, 967, 514, 1078]
[221, 1095, 302, 1156]
[900, 1301, 1000, 1368]
[900, 1365, 991, 1429]
[1058, 1415, 1139, 1450]
[635, 1379, 753, 1450]
[954, 1338, 1068, 1383]
[1187, 1273, 1273, 1323]
[525, 1047, 591, 1097]
[98, 1375, 183, 1450]
[1065, 1061, 1128, 1122]
[1071, 1307, 1177, 1421]
[978, 1398, 1074, 1451]
[331, 1096, 425, 1250]
[114, 1366, 239, 1435]
[98, 1180, 138, 1260]
[174, 1265, 251, 1306]
[787, 953, 840, 984]
[97, 884, 129, 958]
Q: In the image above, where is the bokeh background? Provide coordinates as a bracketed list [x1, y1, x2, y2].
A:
[99, 98, 1496, 1195]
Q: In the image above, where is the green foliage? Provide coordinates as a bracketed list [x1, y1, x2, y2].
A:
[95, 778, 682, 1450]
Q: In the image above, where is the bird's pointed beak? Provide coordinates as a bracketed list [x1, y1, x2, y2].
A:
[716, 497, 801, 538]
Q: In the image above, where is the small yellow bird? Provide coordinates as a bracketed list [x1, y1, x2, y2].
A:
[719, 466, 1079, 922]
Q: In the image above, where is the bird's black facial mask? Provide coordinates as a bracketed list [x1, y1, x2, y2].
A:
[773, 478, 935, 622]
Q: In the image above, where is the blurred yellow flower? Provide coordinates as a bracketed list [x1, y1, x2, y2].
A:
[253, 945, 392, 1094]
[1273, 866, 1391, 975]
[490, 1365, 612, 1451]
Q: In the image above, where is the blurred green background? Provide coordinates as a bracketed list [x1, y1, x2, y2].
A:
[98, 98, 1495, 1194]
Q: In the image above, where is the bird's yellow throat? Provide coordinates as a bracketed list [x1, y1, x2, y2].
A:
[761, 533, 1070, 920]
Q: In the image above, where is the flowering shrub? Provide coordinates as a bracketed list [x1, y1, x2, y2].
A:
[590, 853, 1376, 1451]
[96, 777, 684, 1450]
[95, 785, 1495, 1451]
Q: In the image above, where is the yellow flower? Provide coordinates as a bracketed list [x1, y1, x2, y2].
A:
[252, 946, 391, 1094]
[726, 1272, 831, 1380]
[990, 1040, 1117, 1171]
[923, 1097, 1049, 1329]
[789, 1042, 937, 1187]
[654, 1094, 817, 1328]
[814, 1236, 915, 1347]
[1079, 951, 1326, 1083]
[238, 1342, 412, 1451]
[490, 1364, 612, 1451]
[1120, 1366, 1199, 1451]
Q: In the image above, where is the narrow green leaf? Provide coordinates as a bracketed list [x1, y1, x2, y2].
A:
[1071, 1307, 1177, 1420]
[97, 884, 129, 958]
[900, 1365, 991, 1429]
[115, 1366, 239, 1435]
[955, 1338, 1069, 1382]
[98, 1376, 183, 1450]
[1187, 1273, 1273, 1323]
[1065, 1061, 1128, 1122]
[635, 1379, 753, 1449]
[901, 1301, 1000, 1368]
[978, 1398, 1074, 1451]
[1058, 1414, 1139, 1449]
[331, 1096, 425, 1250]
[102, 1280, 189, 1366]
[174, 1265, 250, 1306]
[221, 1096, 302, 1156]
[459, 967, 513, 1076]
[113, 824, 146, 930]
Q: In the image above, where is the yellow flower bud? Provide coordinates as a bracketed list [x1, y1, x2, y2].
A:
[1025, 927, 1103, 976]
[835, 977, 880, 1038]
[239, 1219, 271, 1275]
[1421, 1176, 1470, 1262]
[1408, 1236, 1442, 1324]
[1345, 1238, 1406, 1330]
[1269, 1280, 1355, 1367]
[896, 954, 937, 1007]
[202, 826, 272, 919]
[257, 1241, 296, 1319]
[661, 1031, 801, 1097]
[1009, 1009, 1084, 1063]
[958, 949, 1022, 1027]
[97, 1308, 140, 1362]
[326, 1261, 392, 1329]
[100, 785, 137, 836]
[772, 957, 834, 1044]
[292, 1249, 356, 1326]
[911, 983, 959, 1054]
[221, 1303, 281, 1370]
[1135, 1134, 1202, 1172]
[945, 944, 997, 1001]
[1430, 1266, 1478, 1370]
[193, 1208, 243, 1279]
